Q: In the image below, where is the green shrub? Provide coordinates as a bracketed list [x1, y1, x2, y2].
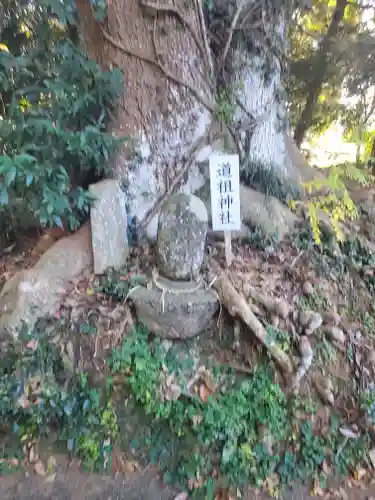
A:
[0, 4, 124, 232]
[0, 323, 118, 472]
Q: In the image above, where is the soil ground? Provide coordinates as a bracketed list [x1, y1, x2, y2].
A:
[3, 221, 375, 500]
[2, 459, 375, 500]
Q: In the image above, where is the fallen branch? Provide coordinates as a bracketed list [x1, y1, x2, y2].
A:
[210, 272, 293, 374]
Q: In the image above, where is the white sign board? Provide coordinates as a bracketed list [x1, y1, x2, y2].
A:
[209, 154, 241, 232]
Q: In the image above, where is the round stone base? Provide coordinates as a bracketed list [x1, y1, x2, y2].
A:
[128, 276, 219, 339]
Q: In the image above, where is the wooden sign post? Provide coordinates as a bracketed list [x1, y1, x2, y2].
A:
[209, 154, 241, 267]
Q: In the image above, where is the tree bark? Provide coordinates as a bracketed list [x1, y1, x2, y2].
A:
[208, 0, 293, 178]
[231, 11, 290, 175]
[293, 0, 348, 147]
[76, 0, 218, 239]
[76, 0, 298, 239]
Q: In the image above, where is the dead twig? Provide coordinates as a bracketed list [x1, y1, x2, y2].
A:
[291, 250, 304, 268]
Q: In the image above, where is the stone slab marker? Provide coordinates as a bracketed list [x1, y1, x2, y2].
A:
[89, 179, 129, 274]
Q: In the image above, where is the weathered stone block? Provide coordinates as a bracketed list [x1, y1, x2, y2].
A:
[89, 179, 129, 275]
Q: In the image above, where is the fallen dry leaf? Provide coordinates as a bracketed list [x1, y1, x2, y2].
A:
[173, 493, 189, 500]
[187, 477, 204, 491]
[214, 488, 235, 500]
[353, 466, 367, 481]
[338, 487, 349, 500]
[44, 472, 56, 483]
[199, 382, 212, 402]
[111, 448, 142, 475]
[33, 459, 46, 476]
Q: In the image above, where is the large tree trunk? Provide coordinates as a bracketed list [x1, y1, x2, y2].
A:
[230, 8, 289, 175]
[77, 0, 218, 239]
[293, 0, 348, 147]
[76, 0, 300, 239]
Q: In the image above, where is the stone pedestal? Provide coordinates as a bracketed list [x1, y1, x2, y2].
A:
[129, 276, 218, 339]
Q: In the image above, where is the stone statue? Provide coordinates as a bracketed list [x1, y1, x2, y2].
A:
[129, 193, 218, 339]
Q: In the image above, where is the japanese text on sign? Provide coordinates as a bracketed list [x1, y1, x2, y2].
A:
[209, 154, 241, 231]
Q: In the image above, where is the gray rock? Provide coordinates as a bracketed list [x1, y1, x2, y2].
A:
[0, 223, 93, 338]
[322, 311, 341, 326]
[299, 309, 323, 336]
[240, 186, 299, 238]
[302, 281, 314, 296]
[156, 193, 208, 280]
[196, 181, 298, 239]
[324, 325, 346, 344]
[128, 276, 218, 339]
[89, 179, 129, 275]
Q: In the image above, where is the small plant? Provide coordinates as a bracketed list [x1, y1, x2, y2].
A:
[291, 395, 319, 415]
[108, 327, 289, 495]
[315, 336, 337, 366]
[298, 162, 373, 244]
[106, 325, 372, 497]
[266, 326, 291, 353]
[97, 267, 148, 301]
[292, 222, 375, 292]
[298, 421, 326, 478]
[360, 387, 375, 425]
[245, 226, 281, 255]
[0, 324, 118, 472]
[298, 291, 329, 312]
[215, 89, 236, 126]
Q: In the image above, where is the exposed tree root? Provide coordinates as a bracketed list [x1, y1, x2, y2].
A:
[248, 288, 290, 319]
[210, 271, 293, 374]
